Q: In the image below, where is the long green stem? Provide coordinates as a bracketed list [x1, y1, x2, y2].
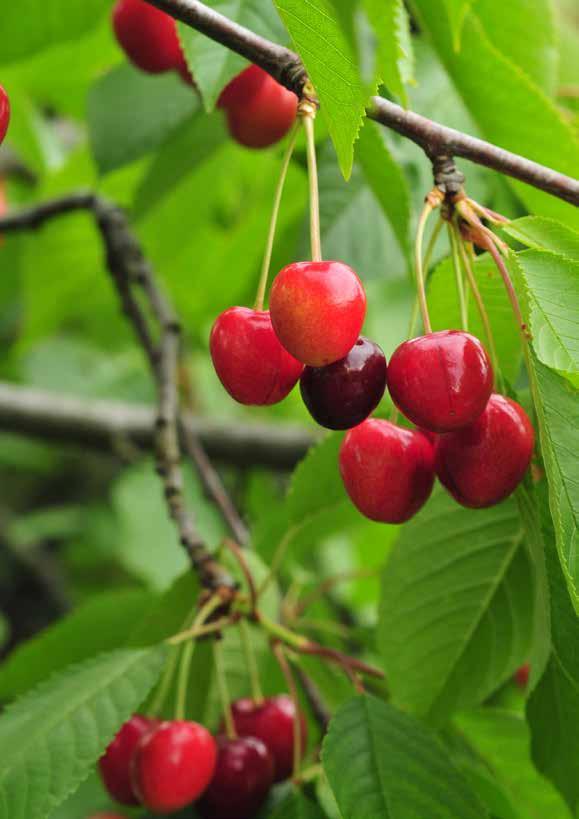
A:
[448, 222, 468, 330]
[254, 123, 300, 310]
[406, 215, 445, 340]
[148, 644, 180, 718]
[414, 201, 434, 333]
[213, 639, 236, 739]
[240, 618, 264, 703]
[272, 642, 303, 779]
[302, 113, 322, 262]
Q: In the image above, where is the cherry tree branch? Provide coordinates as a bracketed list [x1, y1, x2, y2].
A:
[146, 0, 579, 206]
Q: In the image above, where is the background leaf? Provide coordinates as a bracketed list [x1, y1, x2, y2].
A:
[363, 0, 415, 104]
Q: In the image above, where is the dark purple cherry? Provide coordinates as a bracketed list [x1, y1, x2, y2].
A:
[300, 336, 387, 430]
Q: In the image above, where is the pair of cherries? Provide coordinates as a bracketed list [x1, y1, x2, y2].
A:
[99, 695, 305, 817]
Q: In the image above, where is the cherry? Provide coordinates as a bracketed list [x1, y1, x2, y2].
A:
[226, 695, 307, 782]
[300, 336, 386, 430]
[217, 65, 297, 149]
[0, 85, 10, 145]
[514, 663, 530, 689]
[340, 419, 435, 524]
[99, 714, 158, 806]
[270, 261, 367, 367]
[198, 736, 274, 819]
[387, 330, 493, 432]
[131, 720, 217, 813]
[435, 393, 534, 508]
[210, 307, 303, 405]
[112, 0, 184, 74]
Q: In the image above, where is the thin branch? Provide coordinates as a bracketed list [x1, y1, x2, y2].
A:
[144, 0, 579, 206]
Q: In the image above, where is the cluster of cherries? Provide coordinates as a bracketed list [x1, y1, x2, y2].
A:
[112, 0, 297, 149]
[211, 261, 534, 523]
[97, 694, 305, 817]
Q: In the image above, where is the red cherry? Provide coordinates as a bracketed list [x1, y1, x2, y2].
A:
[387, 330, 493, 432]
[340, 419, 435, 524]
[198, 736, 274, 819]
[210, 307, 303, 405]
[217, 65, 297, 149]
[514, 663, 530, 689]
[300, 336, 387, 430]
[435, 393, 534, 508]
[270, 261, 367, 366]
[132, 720, 217, 813]
[99, 714, 158, 806]
[226, 695, 307, 782]
[112, 0, 183, 74]
[0, 85, 10, 145]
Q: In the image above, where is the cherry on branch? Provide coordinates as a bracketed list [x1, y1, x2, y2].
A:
[112, 0, 186, 75]
[435, 393, 534, 508]
[0, 85, 10, 145]
[98, 714, 158, 806]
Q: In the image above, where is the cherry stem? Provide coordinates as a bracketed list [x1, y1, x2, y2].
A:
[239, 618, 265, 704]
[481, 231, 529, 345]
[148, 644, 180, 718]
[466, 197, 509, 225]
[271, 641, 303, 780]
[406, 215, 444, 341]
[167, 614, 237, 646]
[256, 523, 301, 600]
[448, 222, 469, 330]
[301, 111, 322, 262]
[175, 594, 223, 721]
[213, 638, 236, 739]
[222, 538, 258, 614]
[414, 200, 435, 334]
[254, 122, 300, 311]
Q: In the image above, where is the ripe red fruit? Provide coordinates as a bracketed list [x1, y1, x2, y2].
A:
[132, 720, 217, 813]
[270, 261, 367, 367]
[340, 419, 435, 524]
[0, 85, 10, 145]
[515, 663, 530, 689]
[198, 736, 274, 819]
[112, 0, 183, 74]
[226, 695, 307, 782]
[217, 65, 297, 149]
[300, 336, 387, 430]
[210, 307, 303, 405]
[99, 714, 158, 805]
[435, 394, 534, 508]
[387, 330, 493, 432]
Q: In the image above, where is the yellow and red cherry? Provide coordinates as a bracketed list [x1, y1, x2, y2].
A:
[198, 736, 274, 819]
[387, 330, 493, 432]
[339, 419, 435, 524]
[98, 714, 158, 806]
[131, 720, 217, 813]
[217, 65, 297, 149]
[300, 336, 386, 430]
[435, 393, 534, 508]
[270, 261, 367, 367]
[112, 0, 184, 74]
[0, 85, 10, 145]
[210, 307, 303, 405]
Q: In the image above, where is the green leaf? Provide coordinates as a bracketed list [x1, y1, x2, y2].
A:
[529, 357, 579, 613]
[528, 512, 579, 811]
[322, 696, 488, 819]
[0, 589, 153, 700]
[410, 1, 579, 229]
[442, 0, 475, 51]
[356, 120, 411, 259]
[363, 0, 415, 104]
[517, 250, 579, 386]
[0, 0, 108, 65]
[503, 217, 579, 259]
[0, 646, 165, 819]
[88, 63, 198, 174]
[287, 433, 346, 523]
[127, 571, 199, 647]
[273, 0, 369, 179]
[177, 1, 286, 112]
[378, 490, 534, 724]
[457, 708, 572, 819]
[270, 791, 327, 819]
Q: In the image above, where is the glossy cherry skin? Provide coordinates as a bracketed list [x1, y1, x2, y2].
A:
[0, 85, 10, 145]
[270, 261, 367, 367]
[198, 736, 274, 819]
[210, 307, 303, 405]
[217, 65, 297, 149]
[514, 663, 530, 689]
[387, 330, 493, 432]
[225, 695, 307, 782]
[435, 394, 534, 509]
[131, 720, 217, 813]
[99, 714, 158, 806]
[340, 419, 435, 524]
[300, 336, 386, 430]
[112, 0, 183, 74]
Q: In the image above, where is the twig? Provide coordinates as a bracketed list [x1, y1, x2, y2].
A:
[294, 667, 330, 732]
